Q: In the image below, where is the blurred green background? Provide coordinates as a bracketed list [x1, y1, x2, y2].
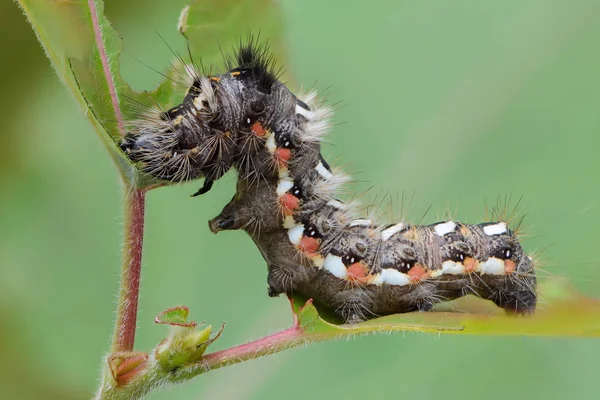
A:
[2, 0, 600, 398]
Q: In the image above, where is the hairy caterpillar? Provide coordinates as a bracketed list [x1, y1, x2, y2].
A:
[121, 40, 537, 323]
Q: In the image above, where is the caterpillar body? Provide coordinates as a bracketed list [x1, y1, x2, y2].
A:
[121, 42, 537, 322]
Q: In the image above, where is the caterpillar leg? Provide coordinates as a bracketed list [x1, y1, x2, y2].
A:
[340, 302, 370, 324]
[336, 291, 377, 323]
[267, 266, 295, 297]
[191, 178, 214, 197]
[267, 284, 281, 298]
[489, 288, 537, 314]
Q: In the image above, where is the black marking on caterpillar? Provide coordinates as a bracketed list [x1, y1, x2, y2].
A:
[122, 40, 537, 323]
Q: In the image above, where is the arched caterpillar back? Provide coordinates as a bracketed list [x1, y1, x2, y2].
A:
[122, 41, 537, 323]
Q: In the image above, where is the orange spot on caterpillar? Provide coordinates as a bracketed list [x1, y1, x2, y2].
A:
[275, 148, 291, 168]
[347, 262, 370, 282]
[504, 259, 516, 274]
[251, 122, 266, 137]
[280, 193, 300, 215]
[407, 264, 428, 281]
[209, 76, 221, 82]
[298, 236, 320, 255]
[464, 257, 478, 273]
[230, 71, 241, 77]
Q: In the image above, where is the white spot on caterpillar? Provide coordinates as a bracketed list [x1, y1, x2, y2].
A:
[295, 104, 315, 120]
[381, 223, 405, 241]
[316, 162, 333, 180]
[323, 254, 347, 279]
[480, 257, 505, 275]
[288, 225, 304, 246]
[434, 221, 456, 236]
[349, 219, 372, 227]
[327, 199, 346, 210]
[381, 268, 411, 286]
[266, 134, 277, 154]
[371, 273, 384, 285]
[483, 222, 507, 236]
[439, 260, 465, 275]
[276, 178, 294, 196]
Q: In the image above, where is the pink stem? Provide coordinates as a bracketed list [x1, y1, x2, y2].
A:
[88, 0, 143, 352]
[112, 188, 146, 352]
[199, 306, 307, 371]
[88, 0, 125, 135]
[201, 325, 305, 371]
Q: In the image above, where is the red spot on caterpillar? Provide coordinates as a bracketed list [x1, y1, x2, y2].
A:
[298, 236, 320, 255]
[407, 264, 428, 281]
[251, 122, 266, 137]
[504, 259, 516, 274]
[275, 148, 291, 168]
[347, 262, 370, 283]
[464, 257, 478, 273]
[280, 193, 300, 215]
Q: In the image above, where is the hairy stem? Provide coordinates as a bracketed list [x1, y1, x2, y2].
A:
[112, 187, 147, 352]
[199, 313, 306, 373]
[88, 0, 145, 353]
[200, 328, 304, 371]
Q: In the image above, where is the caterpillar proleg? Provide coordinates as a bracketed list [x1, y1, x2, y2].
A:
[121, 40, 537, 323]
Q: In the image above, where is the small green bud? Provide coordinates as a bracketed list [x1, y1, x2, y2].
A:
[154, 306, 224, 371]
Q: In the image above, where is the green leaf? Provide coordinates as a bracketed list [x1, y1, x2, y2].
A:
[291, 278, 600, 338]
[17, 0, 141, 184]
[155, 306, 196, 328]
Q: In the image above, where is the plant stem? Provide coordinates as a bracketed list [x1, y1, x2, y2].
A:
[111, 187, 147, 352]
[200, 316, 306, 373]
[90, 0, 143, 352]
